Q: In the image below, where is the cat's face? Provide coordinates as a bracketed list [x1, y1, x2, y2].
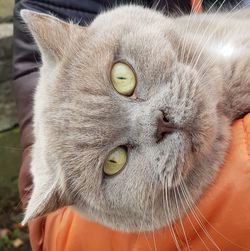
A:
[21, 6, 230, 231]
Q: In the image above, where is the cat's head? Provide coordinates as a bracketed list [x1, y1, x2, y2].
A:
[21, 5, 230, 231]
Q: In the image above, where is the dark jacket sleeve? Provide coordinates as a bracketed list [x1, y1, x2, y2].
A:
[13, 0, 191, 208]
[13, 0, 39, 208]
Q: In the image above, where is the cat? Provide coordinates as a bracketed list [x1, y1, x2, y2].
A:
[20, 5, 250, 232]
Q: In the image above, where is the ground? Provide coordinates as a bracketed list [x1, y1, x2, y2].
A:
[0, 128, 31, 250]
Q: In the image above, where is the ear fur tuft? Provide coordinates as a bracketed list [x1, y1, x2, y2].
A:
[22, 181, 69, 225]
[20, 9, 85, 63]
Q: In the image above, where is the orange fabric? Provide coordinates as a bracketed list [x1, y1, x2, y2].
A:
[191, 0, 203, 13]
[29, 113, 250, 251]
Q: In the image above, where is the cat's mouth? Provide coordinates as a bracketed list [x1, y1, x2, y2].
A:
[158, 128, 214, 188]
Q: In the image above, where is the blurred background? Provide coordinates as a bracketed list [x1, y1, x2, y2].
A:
[0, 0, 30, 250]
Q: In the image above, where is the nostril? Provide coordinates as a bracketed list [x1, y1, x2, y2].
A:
[155, 111, 176, 143]
[160, 110, 170, 123]
[163, 115, 170, 123]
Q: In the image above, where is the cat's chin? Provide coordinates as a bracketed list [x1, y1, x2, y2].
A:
[72, 185, 190, 232]
[73, 204, 170, 232]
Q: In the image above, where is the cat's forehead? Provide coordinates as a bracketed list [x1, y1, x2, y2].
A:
[58, 28, 174, 96]
[88, 6, 174, 46]
[64, 15, 176, 91]
[91, 5, 167, 29]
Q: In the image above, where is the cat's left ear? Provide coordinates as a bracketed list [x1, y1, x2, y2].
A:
[20, 9, 85, 64]
[21, 168, 70, 225]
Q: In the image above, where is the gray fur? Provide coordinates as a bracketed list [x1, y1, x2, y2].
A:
[20, 6, 250, 231]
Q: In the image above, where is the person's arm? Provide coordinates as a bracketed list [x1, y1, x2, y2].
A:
[13, 0, 40, 208]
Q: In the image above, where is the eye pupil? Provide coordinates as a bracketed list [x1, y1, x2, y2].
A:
[110, 62, 136, 96]
[103, 146, 127, 176]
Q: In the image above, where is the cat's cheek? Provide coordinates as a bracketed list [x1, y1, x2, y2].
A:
[168, 159, 192, 188]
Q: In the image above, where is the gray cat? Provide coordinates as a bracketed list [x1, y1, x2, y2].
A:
[20, 5, 250, 232]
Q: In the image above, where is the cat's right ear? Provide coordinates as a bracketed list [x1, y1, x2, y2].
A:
[20, 9, 85, 64]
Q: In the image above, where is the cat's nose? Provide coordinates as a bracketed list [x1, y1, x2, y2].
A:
[155, 112, 176, 143]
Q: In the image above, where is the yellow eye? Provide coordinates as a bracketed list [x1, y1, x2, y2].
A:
[103, 146, 127, 175]
[111, 62, 136, 96]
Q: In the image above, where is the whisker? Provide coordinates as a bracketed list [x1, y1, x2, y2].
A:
[162, 175, 182, 251]
[184, 0, 224, 65]
[179, 0, 204, 63]
[151, 180, 158, 251]
[177, 183, 211, 250]
[179, 181, 221, 250]
[181, 180, 250, 251]
[188, 0, 229, 66]
[136, 170, 158, 250]
[143, 231, 154, 251]
[191, 1, 245, 69]
[173, 181, 190, 250]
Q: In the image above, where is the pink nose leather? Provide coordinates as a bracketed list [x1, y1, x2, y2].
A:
[155, 113, 176, 142]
